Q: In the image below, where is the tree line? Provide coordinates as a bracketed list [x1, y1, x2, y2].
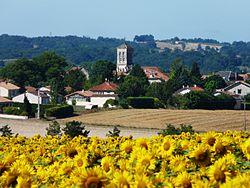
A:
[1, 34, 250, 73]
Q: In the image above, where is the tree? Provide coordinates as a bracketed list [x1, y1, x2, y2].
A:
[129, 64, 148, 85]
[23, 95, 32, 117]
[204, 75, 227, 92]
[33, 52, 68, 83]
[0, 58, 42, 88]
[64, 69, 86, 92]
[190, 62, 202, 80]
[117, 75, 146, 98]
[89, 60, 116, 85]
[63, 121, 90, 138]
[50, 77, 65, 104]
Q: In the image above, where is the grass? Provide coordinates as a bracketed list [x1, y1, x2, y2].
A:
[59, 109, 250, 132]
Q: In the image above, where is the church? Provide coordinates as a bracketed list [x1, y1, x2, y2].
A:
[116, 42, 133, 74]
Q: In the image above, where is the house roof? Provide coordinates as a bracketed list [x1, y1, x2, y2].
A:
[223, 81, 250, 91]
[65, 90, 118, 98]
[175, 86, 204, 94]
[0, 96, 12, 103]
[89, 82, 118, 92]
[142, 66, 169, 81]
[117, 42, 133, 50]
[215, 71, 238, 81]
[65, 90, 94, 98]
[0, 81, 20, 90]
[25, 86, 37, 93]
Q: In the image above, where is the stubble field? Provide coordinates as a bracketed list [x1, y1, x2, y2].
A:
[61, 109, 250, 132]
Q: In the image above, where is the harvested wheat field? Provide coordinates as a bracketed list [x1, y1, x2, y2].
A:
[60, 109, 250, 132]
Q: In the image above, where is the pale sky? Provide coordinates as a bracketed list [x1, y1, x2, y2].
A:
[1, 0, 249, 42]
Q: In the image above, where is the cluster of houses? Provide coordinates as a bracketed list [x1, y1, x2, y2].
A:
[0, 43, 250, 111]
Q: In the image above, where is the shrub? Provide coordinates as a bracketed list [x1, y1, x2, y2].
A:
[154, 98, 165, 108]
[62, 121, 90, 138]
[0, 125, 13, 137]
[103, 99, 119, 108]
[46, 121, 61, 136]
[106, 126, 121, 137]
[3, 107, 26, 116]
[45, 105, 74, 118]
[158, 124, 195, 136]
[127, 97, 155, 109]
[119, 99, 129, 109]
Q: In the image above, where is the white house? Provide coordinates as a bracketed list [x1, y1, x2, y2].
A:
[12, 91, 50, 104]
[219, 81, 250, 97]
[0, 81, 20, 98]
[66, 82, 119, 108]
[175, 85, 204, 95]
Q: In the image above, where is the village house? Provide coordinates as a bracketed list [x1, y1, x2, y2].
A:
[218, 81, 250, 98]
[0, 81, 20, 98]
[66, 82, 118, 108]
[0, 96, 12, 112]
[12, 90, 50, 104]
[142, 66, 169, 83]
[175, 85, 204, 95]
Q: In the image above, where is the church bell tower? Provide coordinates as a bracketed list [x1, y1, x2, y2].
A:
[116, 42, 133, 74]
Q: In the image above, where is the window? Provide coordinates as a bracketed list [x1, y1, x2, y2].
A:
[238, 89, 242, 94]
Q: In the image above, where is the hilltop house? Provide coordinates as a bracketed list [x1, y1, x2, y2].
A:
[218, 81, 250, 98]
[12, 90, 50, 104]
[66, 82, 118, 108]
[0, 81, 20, 98]
[142, 66, 169, 83]
[175, 85, 204, 95]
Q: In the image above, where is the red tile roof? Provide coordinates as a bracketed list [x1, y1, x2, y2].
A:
[189, 86, 204, 92]
[89, 82, 118, 92]
[25, 86, 37, 93]
[0, 96, 12, 103]
[0, 81, 20, 90]
[65, 90, 94, 98]
[142, 66, 169, 81]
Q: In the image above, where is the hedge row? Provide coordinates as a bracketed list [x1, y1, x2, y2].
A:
[127, 97, 155, 109]
[45, 105, 74, 118]
[2, 107, 28, 116]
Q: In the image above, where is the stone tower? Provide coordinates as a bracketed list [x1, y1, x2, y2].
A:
[116, 42, 133, 73]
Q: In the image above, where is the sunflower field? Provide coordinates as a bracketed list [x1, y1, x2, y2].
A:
[1, 131, 250, 187]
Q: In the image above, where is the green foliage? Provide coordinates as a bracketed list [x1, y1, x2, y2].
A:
[204, 75, 227, 92]
[0, 52, 68, 88]
[46, 121, 61, 136]
[103, 99, 118, 108]
[1, 35, 250, 74]
[45, 105, 74, 118]
[0, 125, 13, 137]
[176, 91, 236, 110]
[215, 94, 236, 109]
[117, 75, 147, 98]
[62, 121, 90, 138]
[127, 97, 155, 109]
[119, 99, 129, 109]
[154, 98, 165, 108]
[129, 64, 149, 85]
[158, 124, 195, 136]
[177, 91, 216, 109]
[23, 95, 32, 117]
[3, 107, 27, 116]
[64, 69, 85, 92]
[89, 60, 116, 85]
[106, 126, 121, 137]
